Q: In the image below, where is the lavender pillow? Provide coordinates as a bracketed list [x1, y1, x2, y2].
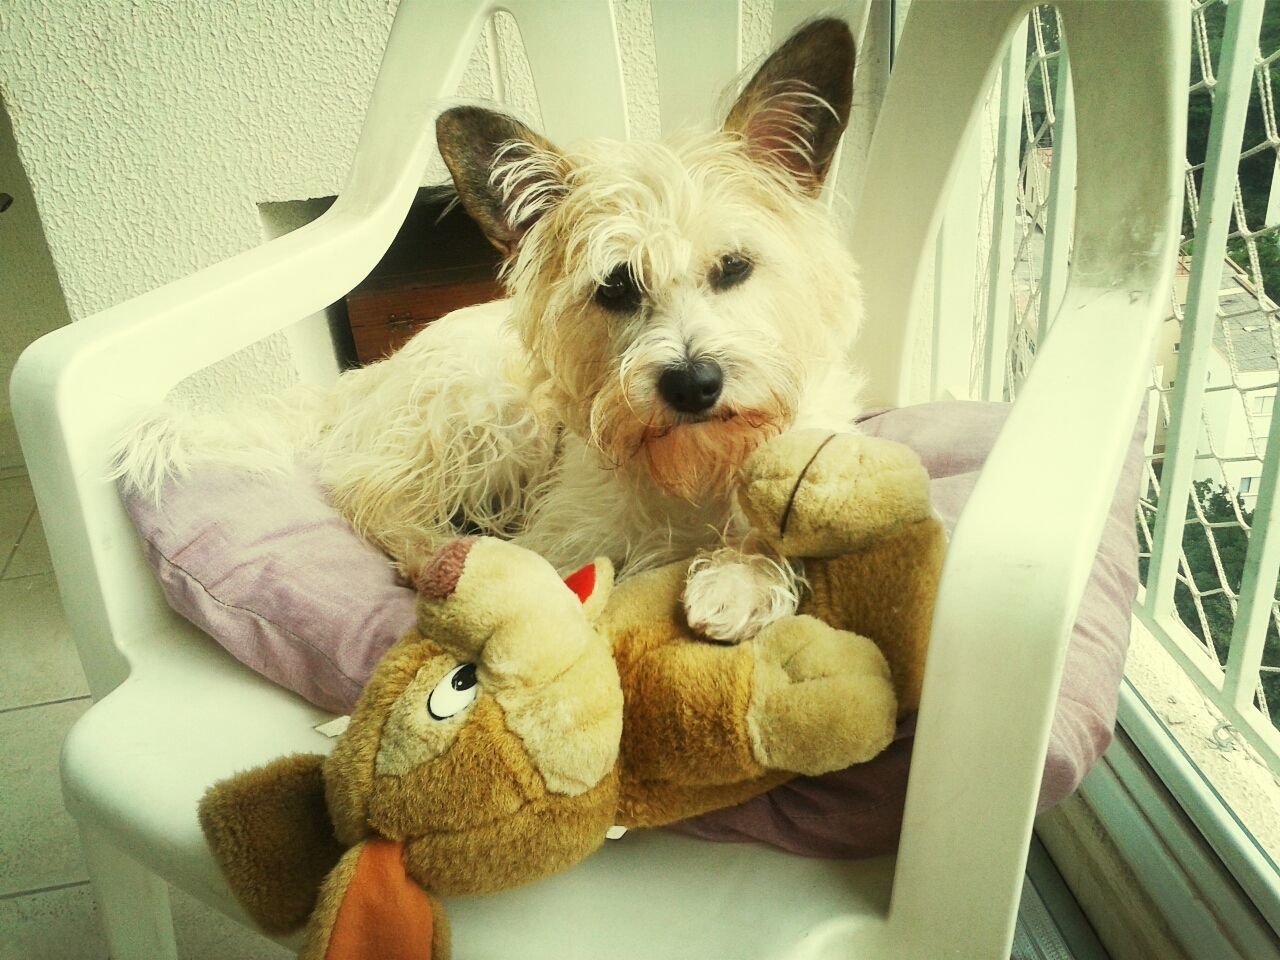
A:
[123, 466, 418, 713]
[121, 400, 1143, 857]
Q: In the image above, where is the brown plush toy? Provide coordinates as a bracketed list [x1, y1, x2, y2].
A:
[198, 430, 945, 960]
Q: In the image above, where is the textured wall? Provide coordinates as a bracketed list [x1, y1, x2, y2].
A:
[0, 0, 772, 407]
[0, 1, 499, 404]
[0, 99, 72, 469]
[2, 2, 399, 319]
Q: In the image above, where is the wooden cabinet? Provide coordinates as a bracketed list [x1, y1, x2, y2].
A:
[346, 189, 504, 364]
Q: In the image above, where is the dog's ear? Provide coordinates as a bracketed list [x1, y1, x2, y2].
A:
[723, 18, 855, 196]
[437, 106, 567, 257]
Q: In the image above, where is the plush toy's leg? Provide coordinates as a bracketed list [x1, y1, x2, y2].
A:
[301, 840, 449, 960]
[198, 754, 344, 935]
[801, 516, 946, 716]
[747, 614, 898, 775]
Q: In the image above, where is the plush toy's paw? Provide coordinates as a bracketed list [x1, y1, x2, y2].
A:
[199, 754, 344, 935]
[739, 429, 931, 558]
[683, 548, 800, 644]
[747, 615, 897, 774]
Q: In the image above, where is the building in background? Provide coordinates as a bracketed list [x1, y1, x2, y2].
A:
[1150, 257, 1278, 509]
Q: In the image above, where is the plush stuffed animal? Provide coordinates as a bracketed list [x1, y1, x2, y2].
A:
[198, 430, 945, 960]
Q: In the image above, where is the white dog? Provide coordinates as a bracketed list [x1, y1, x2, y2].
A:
[118, 18, 864, 644]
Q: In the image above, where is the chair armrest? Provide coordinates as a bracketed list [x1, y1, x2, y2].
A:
[895, 0, 1188, 905]
[8, 178, 440, 697]
[8, 206, 409, 695]
[887, 289, 1159, 946]
[853, 1, 1188, 953]
[9, 0, 494, 696]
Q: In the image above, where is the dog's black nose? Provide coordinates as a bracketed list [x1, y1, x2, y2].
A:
[658, 360, 723, 414]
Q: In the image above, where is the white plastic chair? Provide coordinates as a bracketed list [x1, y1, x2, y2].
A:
[10, 1, 1186, 958]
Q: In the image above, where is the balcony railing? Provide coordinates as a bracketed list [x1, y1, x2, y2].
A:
[938, 1, 1280, 777]
[1138, 0, 1280, 779]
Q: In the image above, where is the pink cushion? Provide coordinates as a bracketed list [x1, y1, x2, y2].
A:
[121, 401, 1143, 856]
[124, 466, 417, 713]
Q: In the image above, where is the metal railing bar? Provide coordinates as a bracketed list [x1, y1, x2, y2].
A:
[1265, 152, 1280, 226]
[981, 18, 1028, 403]
[1144, 0, 1266, 619]
[1136, 605, 1280, 773]
[1037, 40, 1075, 344]
[1223, 390, 1280, 710]
[1138, 602, 1231, 682]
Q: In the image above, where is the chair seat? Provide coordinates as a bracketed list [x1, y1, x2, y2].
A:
[61, 620, 895, 959]
[444, 832, 893, 960]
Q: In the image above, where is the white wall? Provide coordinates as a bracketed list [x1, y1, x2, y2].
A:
[0, 1, 512, 408]
[0, 1, 782, 410]
[0, 98, 72, 470]
[0, 1, 897, 420]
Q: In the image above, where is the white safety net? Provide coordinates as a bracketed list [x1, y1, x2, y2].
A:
[989, 3, 1280, 735]
[1136, 0, 1280, 732]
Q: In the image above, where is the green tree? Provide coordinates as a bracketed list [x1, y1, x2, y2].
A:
[1185, 2, 1280, 298]
[1226, 232, 1280, 300]
[1142, 480, 1280, 726]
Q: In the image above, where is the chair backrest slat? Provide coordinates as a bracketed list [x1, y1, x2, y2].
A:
[504, 0, 629, 142]
[651, 0, 740, 136]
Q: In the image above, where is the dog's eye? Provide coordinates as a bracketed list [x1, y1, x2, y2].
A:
[712, 253, 753, 290]
[427, 663, 479, 720]
[594, 264, 642, 313]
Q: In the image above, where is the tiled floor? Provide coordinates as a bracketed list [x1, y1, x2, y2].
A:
[0, 470, 290, 959]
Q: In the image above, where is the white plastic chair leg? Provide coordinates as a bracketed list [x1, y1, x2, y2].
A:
[79, 822, 179, 960]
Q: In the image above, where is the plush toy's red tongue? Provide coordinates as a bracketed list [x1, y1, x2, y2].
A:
[563, 562, 596, 604]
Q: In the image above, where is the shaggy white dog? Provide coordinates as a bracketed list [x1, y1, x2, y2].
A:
[118, 18, 864, 643]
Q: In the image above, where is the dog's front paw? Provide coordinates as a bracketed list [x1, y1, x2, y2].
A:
[682, 549, 799, 644]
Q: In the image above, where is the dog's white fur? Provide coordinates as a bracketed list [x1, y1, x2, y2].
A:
[116, 21, 864, 643]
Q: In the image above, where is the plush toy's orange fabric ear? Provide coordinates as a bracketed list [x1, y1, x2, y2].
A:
[305, 839, 447, 960]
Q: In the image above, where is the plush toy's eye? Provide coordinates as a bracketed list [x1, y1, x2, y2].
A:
[427, 663, 479, 720]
